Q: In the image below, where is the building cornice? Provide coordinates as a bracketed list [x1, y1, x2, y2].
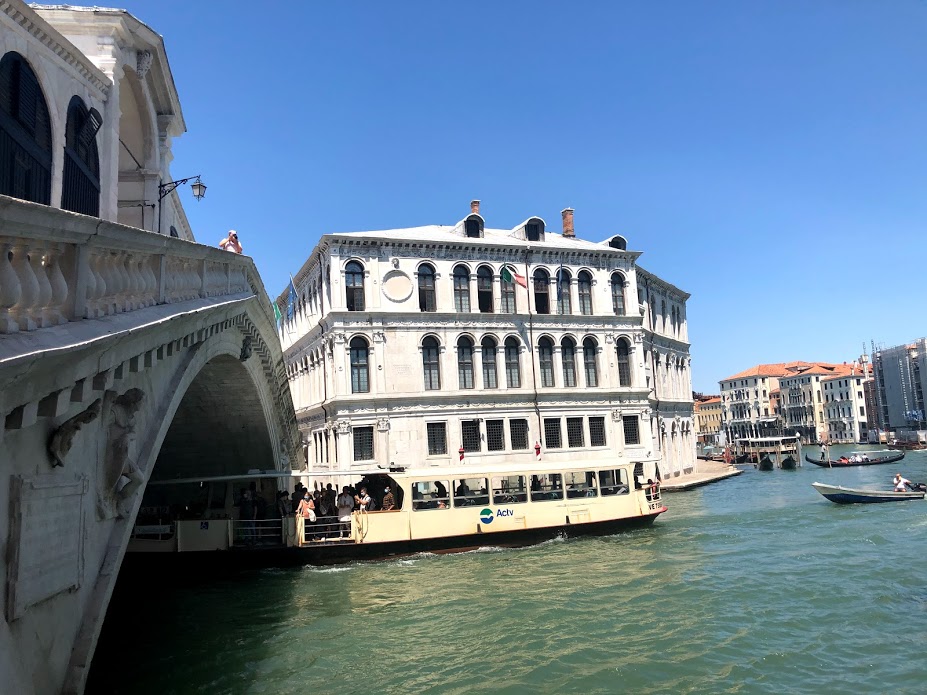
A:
[5, 0, 111, 94]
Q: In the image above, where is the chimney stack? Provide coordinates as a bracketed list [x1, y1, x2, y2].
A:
[470, 199, 481, 215]
[561, 208, 575, 237]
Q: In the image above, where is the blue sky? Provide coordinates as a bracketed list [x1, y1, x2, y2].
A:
[117, 0, 927, 393]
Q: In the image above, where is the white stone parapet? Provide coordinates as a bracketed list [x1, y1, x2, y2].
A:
[0, 195, 261, 335]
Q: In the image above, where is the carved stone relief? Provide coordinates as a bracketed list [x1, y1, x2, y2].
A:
[48, 398, 102, 467]
[97, 388, 146, 520]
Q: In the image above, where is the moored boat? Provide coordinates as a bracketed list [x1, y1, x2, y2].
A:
[805, 451, 905, 468]
[735, 436, 802, 470]
[811, 481, 925, 504]
[128, 459, 667, 568]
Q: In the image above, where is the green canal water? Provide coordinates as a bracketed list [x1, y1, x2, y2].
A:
[91, 446, 927, 694]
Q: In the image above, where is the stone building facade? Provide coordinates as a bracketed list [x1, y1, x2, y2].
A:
[695, 396, 722, 443]
[1, 2, 196, 239]
[822, 372, 870, 443]
[279, 203, 696, 482]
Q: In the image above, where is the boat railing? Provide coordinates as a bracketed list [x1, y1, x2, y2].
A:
[230, 519, 285, 547]
[644, 481, 663, 511]
[297, 516, 352, 544]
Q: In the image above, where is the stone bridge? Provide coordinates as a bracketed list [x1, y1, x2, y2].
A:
[0, 195, 301, 694]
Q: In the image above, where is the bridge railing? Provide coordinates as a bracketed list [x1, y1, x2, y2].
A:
[0, 195, 274, 335]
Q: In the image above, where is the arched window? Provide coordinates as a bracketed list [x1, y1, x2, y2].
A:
[62, 96, 101, 216]
[611, 273, 626, 316]
[169, 225, 179, 238]
[557, 269, 572, 315]
[538, 337, 555, 387]
[457, 336, 475, 389]
[501, 267, 517, 313]
[453, 265, 470, 312]
[616, 338, 632, 387]
[465, 214, 483, 238]
[481, 336, 498, 389]
[422, 337, 441, 390]
[534, 269, 550, 314]
[583, 337, 598, 387]
[504, 337, 521, 388]
[661, 299, 667, 330]
[345, 261, 365, 311]
[477, 265, 494, 313]
[418, 264, 436, 312]
[0, 52, 52, 204]
[578, 271, 593, 315]
[561, 337, 577, 387]
[349, 337, 369, 393]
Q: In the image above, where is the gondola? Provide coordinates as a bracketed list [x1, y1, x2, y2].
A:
[812, 481, 925, 504]
[805, 451, 905, 468]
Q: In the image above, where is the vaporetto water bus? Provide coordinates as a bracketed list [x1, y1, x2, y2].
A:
[127, 459, 666, 568]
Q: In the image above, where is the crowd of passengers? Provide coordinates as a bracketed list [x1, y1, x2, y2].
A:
[286, 475, 401, 539]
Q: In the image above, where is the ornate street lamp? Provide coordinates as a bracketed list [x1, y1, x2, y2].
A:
[157, 175, 206, 234]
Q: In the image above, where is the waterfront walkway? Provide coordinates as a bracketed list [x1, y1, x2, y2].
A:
[661, 460, 742, 492]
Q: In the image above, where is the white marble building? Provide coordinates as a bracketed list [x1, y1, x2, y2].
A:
[822, 372, 870, 444]
[1, 1, 197, 238]
[278, 203, 696, 481]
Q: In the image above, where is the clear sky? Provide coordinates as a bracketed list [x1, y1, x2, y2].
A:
[115, 0, 927, 393]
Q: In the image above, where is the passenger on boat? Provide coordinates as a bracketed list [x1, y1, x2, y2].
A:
[296, 491, 316, 521]
[275, 491, 290, 518]
[381, 485, 395, 511]
[894, 474, 912, 492]
[291, 483, 304, 514]
[238, 489, 256, 545]
[356, 487, 373, 512]
[336, 486, 354, 538]
[838, 457, 849, 464]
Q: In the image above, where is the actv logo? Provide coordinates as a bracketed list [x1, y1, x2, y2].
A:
[479, 508, 494, 524]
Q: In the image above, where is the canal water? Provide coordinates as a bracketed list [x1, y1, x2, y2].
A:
[90, 446, 927, 694]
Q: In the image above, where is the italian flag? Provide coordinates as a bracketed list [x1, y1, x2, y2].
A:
[500, 265, 528, 288]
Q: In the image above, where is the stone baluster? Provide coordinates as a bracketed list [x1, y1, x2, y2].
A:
[11, 243, 40, 331]
[141, 255, 157, 306]
[123, 252, 140, 310]
[91, 251, 109, 317]
[115, 252, 131, 312]
[29, 246, 53, 328]
[42, 244, 69, 326]
[0, 241, 22, 333]
[102, 251, 123, 315]
[80, 247, 97, 319]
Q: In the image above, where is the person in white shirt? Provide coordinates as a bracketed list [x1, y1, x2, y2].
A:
[336, 486, 355, 538]
[894, 473, 912, 492]
[218, 230, 242, 254]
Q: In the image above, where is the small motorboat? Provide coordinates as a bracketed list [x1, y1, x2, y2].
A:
[811, 482, 925, 504]
[805, 451, 905, 468]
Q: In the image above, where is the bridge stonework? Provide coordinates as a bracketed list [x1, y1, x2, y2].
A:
[0, 196, 301, 694]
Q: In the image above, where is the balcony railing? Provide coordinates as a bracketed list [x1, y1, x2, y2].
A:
[0, 195, 274, 336]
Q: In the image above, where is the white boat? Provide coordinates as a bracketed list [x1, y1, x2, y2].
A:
[735, 436, 802, 470]
[128, 459, 667, 567]
[811, 482, 926, 504]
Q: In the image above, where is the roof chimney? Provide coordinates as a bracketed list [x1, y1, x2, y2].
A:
[470, 199, 480, 215]
[561, 208, 575, 237]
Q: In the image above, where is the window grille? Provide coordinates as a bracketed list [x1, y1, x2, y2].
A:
[353, 426, 374, 461]
[623, 416, 640, 445]
[486, 419, 505, 451]
[461, 420, 481, 452]
[544, 418, 562, 449]
[427, 422, 447, 456]
[62, 96, 100, 216]
[567, 417, 585, 448]
[510, 419, 529, 450]
[589, 416, 606, 447]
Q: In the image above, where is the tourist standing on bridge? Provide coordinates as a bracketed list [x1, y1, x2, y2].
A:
[219, 230, 243, 253]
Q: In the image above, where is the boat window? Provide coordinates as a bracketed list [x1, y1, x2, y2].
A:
[599, 469, 630, 496]
[530, 473, 564, 502]
[453, 477, 489, 507]
[492, 475, 527, 504]
[411, 480, 450, 510]
[564, 471, 598, 499]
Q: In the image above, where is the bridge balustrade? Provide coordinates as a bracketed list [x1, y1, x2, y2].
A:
[0, 195, 262, 335]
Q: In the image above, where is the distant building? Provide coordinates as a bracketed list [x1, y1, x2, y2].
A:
[821, 372, 870, 443]
[870, 338, 927, 437]
[694, 396, 722, 443]
[278, 202, 696, 482]
[0, 2, 196, 238]
[719, 362, 815, 441]
[778, 363, 858, 442]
